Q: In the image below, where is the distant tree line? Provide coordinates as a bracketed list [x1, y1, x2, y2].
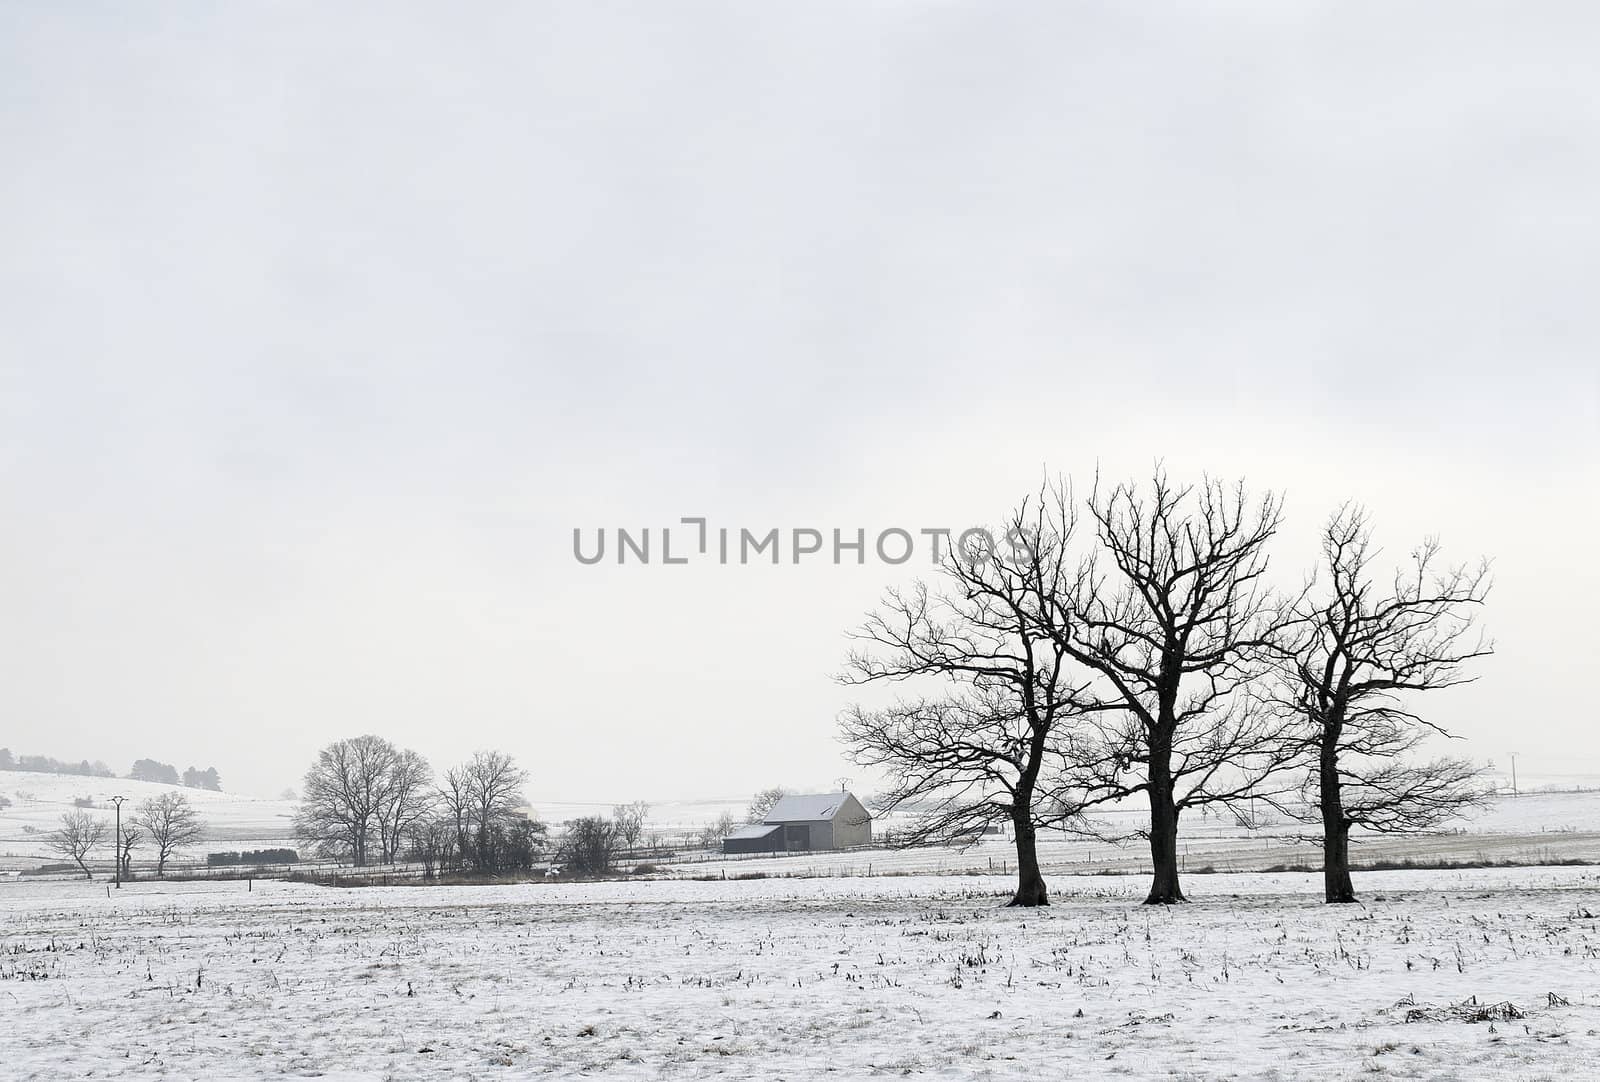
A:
[295, 737, 553, 876]
[129, 759, 223, 791]
[1, 748, 114, 777]
[1, 749, 223, 791]
[842, 469, 1493, 908]
[293, 737, 670, 879]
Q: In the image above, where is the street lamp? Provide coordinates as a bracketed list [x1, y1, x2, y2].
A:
[110, 796, 125, 889]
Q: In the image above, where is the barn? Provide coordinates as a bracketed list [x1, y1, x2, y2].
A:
[722, 791, 872, 855]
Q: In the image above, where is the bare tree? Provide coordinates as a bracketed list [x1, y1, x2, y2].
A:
[1280, 506, 1493, 903]
[440, 750, 529, 873]
[744, 787, 788, 824]
[374, 748, 434, 863]
[438, 764, 473, 873]
[133, 791, 205, 875]
[699, 810, 737, 848]
[295, 735, 394, 866]
[294, 736, 432, 866]
[843, 489, 1108, 907]
[118, 824, 141, 880]
[406, 817, 454, 880]
[1057, 470, 1300, 904]
[50, 809, 106, 878]
[612, 801, 650, 851]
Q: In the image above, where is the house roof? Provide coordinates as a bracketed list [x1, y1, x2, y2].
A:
[764, 792, 862, 824]
[724, 824, 782, 841]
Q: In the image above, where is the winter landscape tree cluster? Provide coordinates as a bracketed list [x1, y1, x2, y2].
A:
[843, 468, 1493, 907]
[293, 739, 675, 878]
[47, 791, 206, 879]
[294, 739, 624, 876]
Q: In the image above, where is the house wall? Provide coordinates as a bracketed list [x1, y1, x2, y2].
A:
[831, 798, 872, 848]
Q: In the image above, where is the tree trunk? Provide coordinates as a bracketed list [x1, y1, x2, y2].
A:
[1144, 784, 1186, 905]
[1320, 743, 1356, 903]
[1006, 814, 1049, 907]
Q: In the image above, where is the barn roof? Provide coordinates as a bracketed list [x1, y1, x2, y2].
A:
[764, 792, 860, 824]
[724, 824, 782, 841]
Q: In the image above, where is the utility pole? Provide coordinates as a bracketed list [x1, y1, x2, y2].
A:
[110, 796, 125, 889]
[1509, 753, 1518, 798]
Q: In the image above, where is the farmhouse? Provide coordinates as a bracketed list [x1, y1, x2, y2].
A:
[722, 791, 872, 855]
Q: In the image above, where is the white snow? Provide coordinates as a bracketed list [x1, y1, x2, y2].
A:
[3, 867, 1598, 1079]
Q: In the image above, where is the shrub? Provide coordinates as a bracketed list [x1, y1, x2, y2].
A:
[558, 817, 620, 876]
[207, 848, 299, 867]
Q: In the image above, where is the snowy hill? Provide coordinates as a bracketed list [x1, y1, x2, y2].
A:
[0, 770, 296, 873]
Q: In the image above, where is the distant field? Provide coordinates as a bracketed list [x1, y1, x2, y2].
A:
[672, 790, 1600, 881]
[5, 769, 1598, 881]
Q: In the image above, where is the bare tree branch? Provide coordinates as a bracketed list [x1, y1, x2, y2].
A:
[1276, 505, 1493, 902]
[841, 484, 1113, 907]
[1053, 468, 1301, 904]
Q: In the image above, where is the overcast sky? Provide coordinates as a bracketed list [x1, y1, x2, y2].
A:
[2, 4, 1596, 802]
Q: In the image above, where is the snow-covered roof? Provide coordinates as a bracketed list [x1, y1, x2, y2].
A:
[724, 824, 782, 841]
[763, 792, 862, 824]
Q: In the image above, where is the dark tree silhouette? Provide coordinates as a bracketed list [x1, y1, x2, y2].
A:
[50, 810, 106, 878]
[374, 749, 433, 863]
[559, 816, 620, 875]
[133, 791, 205, 875]
[1056, 470, 1300, 905]
[842, 489, 1107, 907]
[1281, 506, 1493, 903]
[118, 824, 140, 879]
[129, 758, 180, 785]
[295, 736, 420, 866]
[439, 750, 529, 873]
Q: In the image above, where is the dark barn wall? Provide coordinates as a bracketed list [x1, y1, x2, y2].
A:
[722, 830, 782, 855]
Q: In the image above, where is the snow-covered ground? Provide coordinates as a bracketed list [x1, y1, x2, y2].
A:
[3, 869, 1598, 1079]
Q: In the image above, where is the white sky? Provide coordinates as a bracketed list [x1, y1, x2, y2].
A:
[2, 4, 1597, 800]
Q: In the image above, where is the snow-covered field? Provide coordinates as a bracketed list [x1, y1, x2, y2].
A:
[3, 868, 1599, 1080]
